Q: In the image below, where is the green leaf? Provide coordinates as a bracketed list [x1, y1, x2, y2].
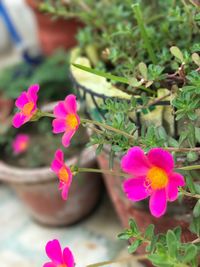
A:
[192, 53, 200, 66]
[190, 216, 200, 236]
[187, 152, 199, 162]
[170, 46, 184, 62]
[186, 175, 196, 194]
[166, 230, 177, 258]
[193, 200, 200, 218]
[138, 62, 148, 80]
[129, 219, 139, 233]
[144, 224, 155, 240]
[195, 127, 200, 143]
[128, 77, 142, 87]
[173, 227, 182, 241]
[72, 63, 129, 84]
[117, 231, 131, 240]
[96, 144, 103, 155]
[168, 137, 179, 147]
[183, 244, 197, 263]
[128, 239, 142, 253]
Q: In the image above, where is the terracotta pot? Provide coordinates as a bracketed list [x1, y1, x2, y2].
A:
[0, 147, 102, 226]
[0, 97, 14, 122]
[26, 0, 83, 55]
[97, 150, 196, 242]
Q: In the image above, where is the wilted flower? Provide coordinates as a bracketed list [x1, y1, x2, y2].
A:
[121, 147, 185, 217]
[12, 84, 39, 128]
[52, 94, 80, 147]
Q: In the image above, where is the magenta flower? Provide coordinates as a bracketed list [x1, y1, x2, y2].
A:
[12, 84, 39, 128]
[12, 134, 30, 155]
[52, 94, 80, 147]
[44, 239, 75, 267]
[121, 147, 185, 218]
[51, 149, 73, 200]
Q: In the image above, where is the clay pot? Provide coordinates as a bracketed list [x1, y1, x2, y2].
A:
[26, 0, 83, 55]
[0, 96, 14, 122]
[97, 150, 196, 243]
[0, 147, 102, 226]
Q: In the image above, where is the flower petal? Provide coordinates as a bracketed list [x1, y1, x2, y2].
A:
[55, 149, 64, 162]
[149, 189, 167, 217]
[60, 183, 70, 200]
[170, 172, 185, 186]
[148, 148, 174, 173]
[54, 101, 67, 118]
[121, 147, 150, 176]
[123, 177, 149, 201]
[27, 84, 39, 102]
[12, 113, 26, 128]
[62, 130, 75, 148]
[15, 92, 29, 109]
[63, 247, 75, 267]
[45, 239, 63, 264]
[52, 119, 66, 133]
[43, 263, 56, 267]
[64, 94, 77, 114]
[167, 172, 185, 202]
[51, 150, 64, 173]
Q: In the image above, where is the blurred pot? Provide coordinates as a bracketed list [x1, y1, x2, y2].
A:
[97, 149, 196, 243]
[0, 146, 102, 226]
[26, 0, 83, 55]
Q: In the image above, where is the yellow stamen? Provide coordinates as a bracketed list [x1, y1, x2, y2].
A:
[58, 265, 67, 267]
[19, 141, 28, 151]
[59, 167, 69, 183]
[146, 166, 168, 190]
[66, 114, 78, 129]
[22, 102, 34, 116]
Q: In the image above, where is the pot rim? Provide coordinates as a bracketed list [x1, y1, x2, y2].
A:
[0, 146, 96, 185]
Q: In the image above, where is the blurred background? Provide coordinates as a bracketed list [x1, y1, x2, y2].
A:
[0, 0, 142, 266]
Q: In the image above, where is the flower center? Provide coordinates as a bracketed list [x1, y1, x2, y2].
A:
[66, 114, 78, 129]
[58, 265, 67, 267]
[59, 166, 69, 183]
[22, 102, 34, 116]
[146, 166, 168, 190]
[19, 141, 28, 151]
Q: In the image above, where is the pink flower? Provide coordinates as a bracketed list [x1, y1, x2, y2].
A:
[12, 134, 30, 155]
[12, 84, 39, 128]
[121, 147, 185, 218]
[52, 94, 80, 147]
[44, 239, 75, 267]
[51, 149, 73, 200]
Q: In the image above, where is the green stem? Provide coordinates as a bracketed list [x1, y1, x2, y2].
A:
[81, 118, 135, 140]
[86, 255, 147, 267]
[179, 188, 200, 200]
[41, 112, 55, 118]
[78, 167, 129, 178]
[132, 3, 157, 64]
[177, 165, 200, 171]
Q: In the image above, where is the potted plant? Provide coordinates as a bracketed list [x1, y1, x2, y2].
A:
[25, 0, 83, 55]
[7, 1, 200, 266]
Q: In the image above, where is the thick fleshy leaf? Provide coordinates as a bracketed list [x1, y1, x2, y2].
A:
[121, 147, 150, 176]
[52, 119, 66, 133]
[149, 189, 167, 217]
[45, 239, 63, 264]
[148, 148, 174, 173]
[63, 247, 75, 267]
[123, 177, 149, 201]
[27, 84, 39, 102]
[12, 113, 26, 128]
[64, 95, 77, 114]
[62, 130, 75, 148]
[15, 92, 29, 109]
[54, 101, 67, 118]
